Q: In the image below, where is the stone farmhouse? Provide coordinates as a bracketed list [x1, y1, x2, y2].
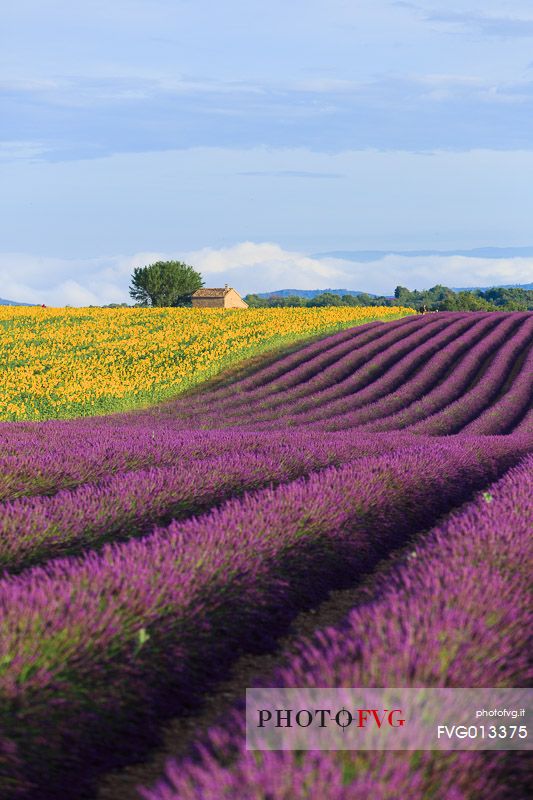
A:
[191, 285, 248, 309]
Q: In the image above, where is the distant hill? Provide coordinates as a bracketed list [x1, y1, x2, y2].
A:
[312, 246, 533, 263]
[256, 289, 378, 299]
[0, 297, 36, 306]
[257, 283, 533, 299]
[453, 283, 533, 292]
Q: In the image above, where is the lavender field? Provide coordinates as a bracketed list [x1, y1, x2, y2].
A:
[0, 312, 532, 799]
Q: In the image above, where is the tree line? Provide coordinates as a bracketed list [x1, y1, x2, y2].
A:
[244, 285, 533, 312]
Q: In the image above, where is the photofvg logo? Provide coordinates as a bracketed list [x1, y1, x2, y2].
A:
[258, 707, 405, 731]
[246, 688, 533, 751]
[247, 688, 410, 750]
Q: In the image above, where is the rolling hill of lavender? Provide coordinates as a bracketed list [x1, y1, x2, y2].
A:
[0, 311, 532, 800]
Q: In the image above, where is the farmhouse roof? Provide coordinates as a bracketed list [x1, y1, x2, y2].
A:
[192, 287, 232, 298]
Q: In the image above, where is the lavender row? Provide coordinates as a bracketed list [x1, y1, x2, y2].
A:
[282, 315, 518, 434]
[513, 405, 533, 435]
[0, 437, 528, 798]
[0, 423, 247, 501]
[309, 314, 499, 431]
[0, 433, 416, 573]
[461, 336, 533, 435]
[142, 455, 533, 800]
[191, 316, 436, 419]
[410, 314, 533, 434]
[175, 319, 392, 412]
[361, 312, 527, 432]
[166, 321, 387, 413]
[175, 315, 444, 427]
[152, 312, 523, 433]
[0, 424, 316, 502]
[213, 315, 456, 426]
[253, 314, 486, 429]
[158, 312, 527, 435]
[0, 426, 405, 503]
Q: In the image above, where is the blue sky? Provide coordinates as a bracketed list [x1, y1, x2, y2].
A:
[1, 0, 533, 303]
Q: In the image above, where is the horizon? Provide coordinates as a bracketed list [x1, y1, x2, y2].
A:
[2, 1, 533, 304]
[3, 273, 532, 308]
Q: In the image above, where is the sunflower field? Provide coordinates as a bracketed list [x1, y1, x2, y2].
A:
[0, 305, 412, 420]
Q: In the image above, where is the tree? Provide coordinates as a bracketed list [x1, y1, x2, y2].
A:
[439, 291, 496, 312]
[311, 292, 343, 307]
[129, 261, 204, 307]
[243, 294, 268, 308]
[394, 285, 409, 300]
[341, 294, 363, 306]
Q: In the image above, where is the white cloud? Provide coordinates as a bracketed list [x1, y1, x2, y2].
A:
[355, 253, 533, 292]
[184, 242, 343, 282]
[0, 254, 128, 305]
[157, 244, 533, 295]
[0, 244, 531, 306]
